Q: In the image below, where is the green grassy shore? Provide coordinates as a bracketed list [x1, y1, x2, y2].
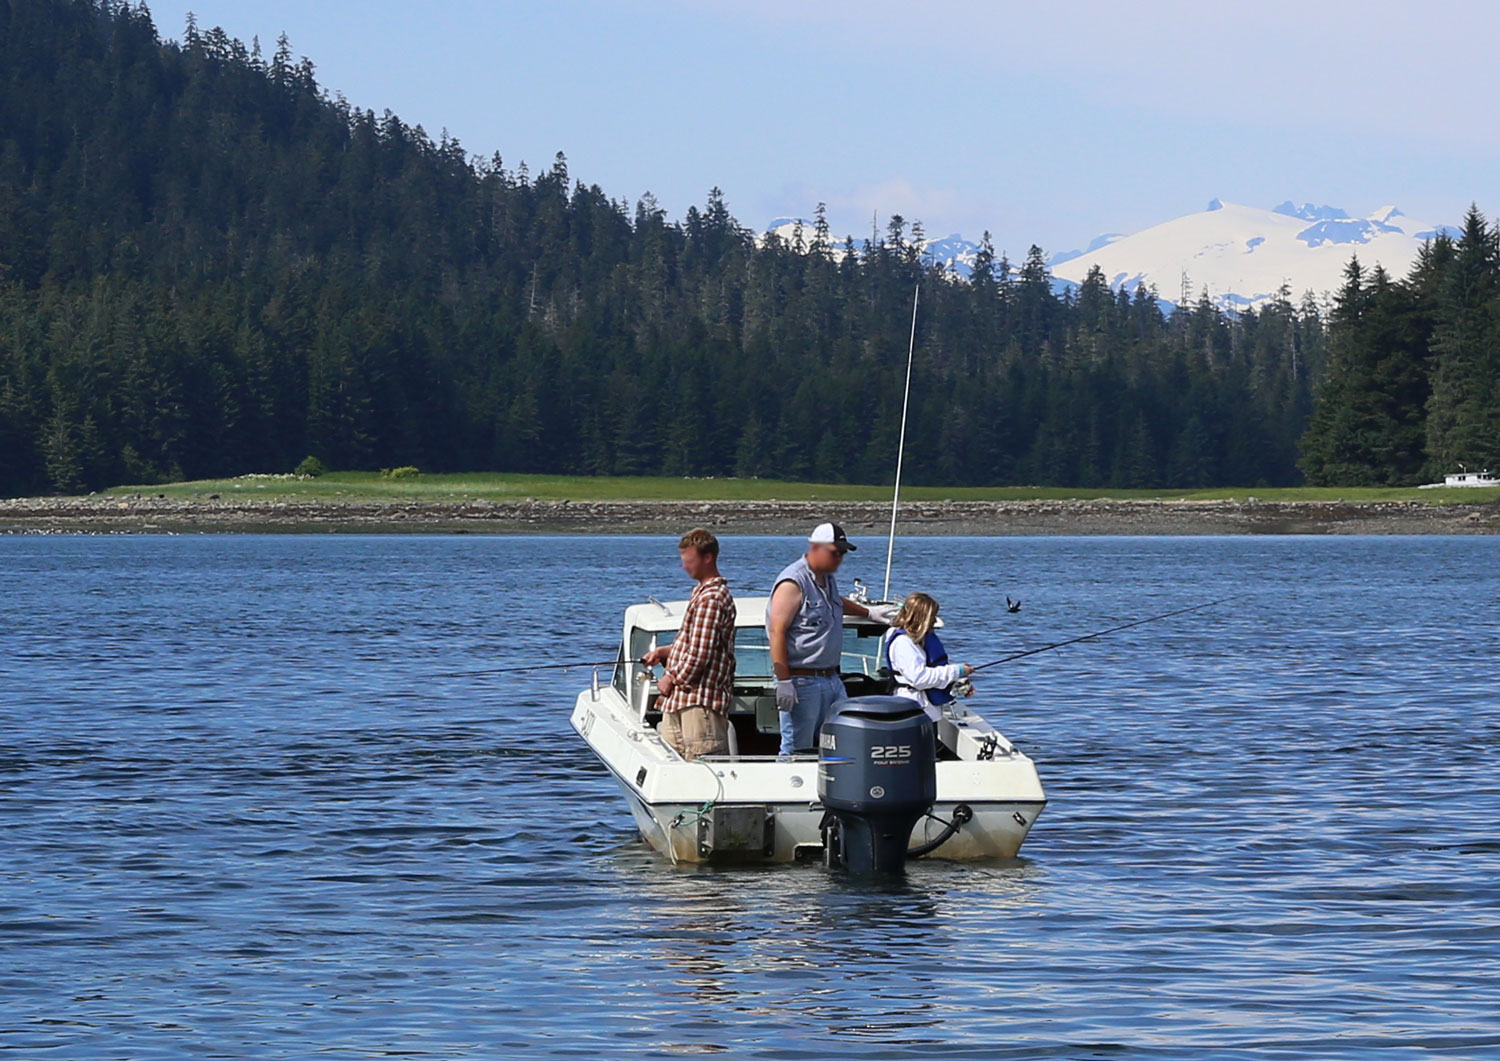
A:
[102, 471, 1500, 506]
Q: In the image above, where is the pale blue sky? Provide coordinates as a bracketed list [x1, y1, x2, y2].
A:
[145, 0, 1496, 257]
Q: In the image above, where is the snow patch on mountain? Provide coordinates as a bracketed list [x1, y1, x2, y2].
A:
[921, 234, 982, 276]
[761, 217, 855, 261]
[1050, 200, 1461, 310]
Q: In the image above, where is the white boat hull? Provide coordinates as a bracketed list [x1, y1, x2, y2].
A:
[573, 689, 1046, 864]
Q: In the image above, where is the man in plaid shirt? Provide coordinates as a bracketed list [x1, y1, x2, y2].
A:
[641, 528, 737, 760]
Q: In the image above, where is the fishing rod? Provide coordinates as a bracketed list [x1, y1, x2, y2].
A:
[435, 658, 627, 678]
[969, 596, 1235, 673]
[882, 283, 920, 601]
[448, 619, 675, 678]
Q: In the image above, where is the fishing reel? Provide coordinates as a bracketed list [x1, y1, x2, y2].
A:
[635, 636, 661, 684]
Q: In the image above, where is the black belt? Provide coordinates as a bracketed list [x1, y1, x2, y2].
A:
[788, 667, 838, 677]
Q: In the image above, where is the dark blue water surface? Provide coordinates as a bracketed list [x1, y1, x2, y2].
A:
[3, 534, 1499, 1059]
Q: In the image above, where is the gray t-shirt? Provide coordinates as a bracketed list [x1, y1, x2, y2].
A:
[770, 556, 842, 670]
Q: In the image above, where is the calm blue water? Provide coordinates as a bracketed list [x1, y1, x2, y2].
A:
[3, 534, 1499, 1059]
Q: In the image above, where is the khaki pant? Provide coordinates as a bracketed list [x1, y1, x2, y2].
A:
[659, 705, 729, 760]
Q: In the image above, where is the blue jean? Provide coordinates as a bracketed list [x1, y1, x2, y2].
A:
[779, 674, 846, 754]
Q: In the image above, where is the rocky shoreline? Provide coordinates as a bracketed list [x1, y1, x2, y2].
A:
[3, 494, 1500, 535]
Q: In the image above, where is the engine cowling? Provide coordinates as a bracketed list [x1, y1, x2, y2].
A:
[818, 695, 936, 874]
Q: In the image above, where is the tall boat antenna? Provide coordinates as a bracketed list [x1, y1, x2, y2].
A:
[883, 284, 920, 601]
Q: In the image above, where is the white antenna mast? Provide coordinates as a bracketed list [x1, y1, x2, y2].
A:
[883, 284, 920, 601]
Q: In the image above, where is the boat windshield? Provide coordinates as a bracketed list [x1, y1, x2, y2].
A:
[736, 626, 889, 679]
[624, 623, 887, 684]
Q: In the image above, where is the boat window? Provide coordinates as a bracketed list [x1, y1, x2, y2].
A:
[620, 623, 887, 687]
[611, 647, 627, 698]
[624, 628, 673, 710]
[732, 625, 886, 680]
[840, 625, 887, 676]
[735, 629, 771, 679]
[629, 628, 674, 661]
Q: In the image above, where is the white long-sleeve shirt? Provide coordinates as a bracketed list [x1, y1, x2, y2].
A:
[885, 631, 965, 721]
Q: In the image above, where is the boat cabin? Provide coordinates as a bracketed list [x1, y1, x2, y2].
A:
[1444, 469, 1500, 487]
[611, 597, 895, 757]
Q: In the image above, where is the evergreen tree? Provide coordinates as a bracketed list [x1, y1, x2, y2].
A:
[1425, 206, 1500, 473]
[0, 0, 1342, 496]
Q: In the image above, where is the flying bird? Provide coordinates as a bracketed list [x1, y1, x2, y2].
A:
[1007, 596, 1022, 613]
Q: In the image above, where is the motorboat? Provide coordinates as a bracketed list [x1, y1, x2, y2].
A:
[1418, 467, 1500, 488]
[570, 594, 1047, 865]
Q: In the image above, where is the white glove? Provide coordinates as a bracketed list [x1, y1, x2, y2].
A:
[864, 602, 900, 625]
[775, 679, 798, 712]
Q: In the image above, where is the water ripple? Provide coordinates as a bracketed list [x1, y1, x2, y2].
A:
[3, 534, 1500, 1058]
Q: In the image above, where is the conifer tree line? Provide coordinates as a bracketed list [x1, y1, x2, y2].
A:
[1, 0, 1330, 496]
[1299, 207, 1500, 485]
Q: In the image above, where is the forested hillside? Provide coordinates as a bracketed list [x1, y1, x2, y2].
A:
[1300, 208, 1500, 485]
[0, 0, 1327, 496]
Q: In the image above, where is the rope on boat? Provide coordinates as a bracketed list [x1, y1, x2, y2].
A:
[908, 804, 973, 859]
[666, 757, 727, 863]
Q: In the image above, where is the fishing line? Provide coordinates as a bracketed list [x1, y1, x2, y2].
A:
[969, 596, 1236, 673]
[436, 658, 632, 678]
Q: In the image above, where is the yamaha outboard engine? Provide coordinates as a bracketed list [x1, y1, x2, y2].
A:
[818, 695, 936, 874]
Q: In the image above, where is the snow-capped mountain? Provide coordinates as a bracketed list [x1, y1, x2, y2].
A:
[1050, 200, 1459, 310]
[761, 218, 983, 276]
[762, 217, 1121, 280]
[918, 233, 982, 276]
[764, 200, 1457, 311]
[760, 218, 1137, 305]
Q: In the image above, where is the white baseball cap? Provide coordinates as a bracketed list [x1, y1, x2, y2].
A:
[809, 522, 856, 552]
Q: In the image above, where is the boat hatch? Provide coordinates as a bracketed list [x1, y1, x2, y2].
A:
[694, 805, 775, 859]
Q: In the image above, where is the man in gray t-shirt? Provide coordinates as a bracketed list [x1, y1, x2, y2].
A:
[766, 523, 897, 754]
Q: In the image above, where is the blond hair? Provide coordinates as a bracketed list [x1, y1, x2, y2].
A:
[894, 592, 940, 642]
[678, 527, 720, 558]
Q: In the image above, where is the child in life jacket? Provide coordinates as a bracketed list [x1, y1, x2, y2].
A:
[883, 592, 976, 721]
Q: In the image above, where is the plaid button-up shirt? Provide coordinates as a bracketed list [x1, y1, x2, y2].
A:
[660, 576, 737, 715]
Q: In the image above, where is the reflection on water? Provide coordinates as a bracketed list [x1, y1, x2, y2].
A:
[590, 853, 1045, 1055]
[2, 534, 1500, 1058]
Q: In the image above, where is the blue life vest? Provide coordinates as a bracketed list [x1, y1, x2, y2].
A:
[884, 628, 954, 706]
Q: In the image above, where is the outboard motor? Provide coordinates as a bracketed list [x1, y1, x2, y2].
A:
[818, 695, 936, 874]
